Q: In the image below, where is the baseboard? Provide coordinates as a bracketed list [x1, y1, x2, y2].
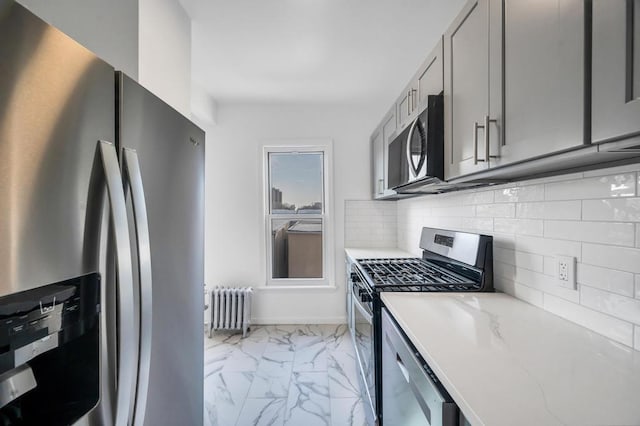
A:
[251, 316, 346, 325]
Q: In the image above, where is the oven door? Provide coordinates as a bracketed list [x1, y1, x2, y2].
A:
[350, 274, 375, 422]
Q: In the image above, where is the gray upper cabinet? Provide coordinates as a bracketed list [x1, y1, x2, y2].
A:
[371, 106, 398, 199]
[592, 1, 640, 145]
[371, 126, 384, 198]
[495, 0, 586, 167]
[397, 39, 444, 132]
[417, 39, 444, 104]
[397, 87, 414, 131]
[381, 107, 398, 198]
[444, 0, 495, 179]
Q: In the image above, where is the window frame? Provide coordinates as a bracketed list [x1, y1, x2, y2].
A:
[262, 142, 334, 288]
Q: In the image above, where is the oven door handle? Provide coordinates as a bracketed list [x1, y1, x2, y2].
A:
[352, 291, 373, 324]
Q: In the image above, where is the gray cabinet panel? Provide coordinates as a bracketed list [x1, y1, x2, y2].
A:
[496, 0, 585, 166]
[397, 90, 412, 130]
[444, 0, 491, 179]
[382, 108, 398, 197]
[371, 106, 397, 199]
[371, 128, 384, 198]
[417, 38, 444, 102]
[592, 0, 640, 143]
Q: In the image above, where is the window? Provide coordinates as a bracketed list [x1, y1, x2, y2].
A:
[264, 143, 332, 286]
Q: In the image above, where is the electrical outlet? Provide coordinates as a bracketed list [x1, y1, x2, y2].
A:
[557, 255, 576, 290]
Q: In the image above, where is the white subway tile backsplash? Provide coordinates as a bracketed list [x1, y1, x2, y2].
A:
[461, 190, 495, 205]
[580, 286, 640, 325]
[635, 326, 640, 350]
[543, 256, 557, 277]
[543, 293, 634, 347]
[516, 201, 582, 220]
[582, 198, 640, 222]
[494, 218, 543, 236]
[494, 260, 516, 279]
[495, 276, 544, 308]
[432, 205, 475, 217]
[494, 247, 544, 272]
[494, 184, 545, 203]
[476, 203, 515, 218]
[344, 200, 397, 248]
[636, 275, 640, 299]
[576, 264, 635, 297]
[491, 232, 517, 249]
[545, 173, 636, 200]
[583, 243, 640, 274]
[461, 217, 494, 232]
[512, 267, 579, 303]
[515, 235, 582, 260]
[544, 220, 635, 247]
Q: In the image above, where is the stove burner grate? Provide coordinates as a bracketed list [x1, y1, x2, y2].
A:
[356, 257, 480, 290]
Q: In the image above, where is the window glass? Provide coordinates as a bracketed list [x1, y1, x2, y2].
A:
[269, 152, 323, 214]
[271, 219, 323, 279]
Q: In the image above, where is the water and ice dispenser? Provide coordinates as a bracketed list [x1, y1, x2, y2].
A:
[0, 274, 100, 425]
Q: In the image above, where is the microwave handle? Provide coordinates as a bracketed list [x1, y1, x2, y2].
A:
[405, 117, 420, 178]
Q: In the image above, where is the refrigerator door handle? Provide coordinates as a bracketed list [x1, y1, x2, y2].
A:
[96, 141, 138, 426]
[122, 148, 153, 426]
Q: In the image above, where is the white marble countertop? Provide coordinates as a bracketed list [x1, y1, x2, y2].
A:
[381, 292, 640, 426]
[344, 247, 414, 262]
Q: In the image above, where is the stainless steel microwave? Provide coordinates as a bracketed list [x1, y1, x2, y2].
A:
[388, 94, 444, 190]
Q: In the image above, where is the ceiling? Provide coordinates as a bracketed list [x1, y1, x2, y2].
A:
[186, 0, 465, 107]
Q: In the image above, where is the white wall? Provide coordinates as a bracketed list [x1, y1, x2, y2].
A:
[396, 164, 640, 352]
[205, 103, 379, 323]
[18, 0, 139, 78]
[139, 0, 191, 117]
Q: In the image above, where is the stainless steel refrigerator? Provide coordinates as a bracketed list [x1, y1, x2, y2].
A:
[0, 2, 204, 425]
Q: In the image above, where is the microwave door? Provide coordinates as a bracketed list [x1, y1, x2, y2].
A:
[406, 116, 427, 180]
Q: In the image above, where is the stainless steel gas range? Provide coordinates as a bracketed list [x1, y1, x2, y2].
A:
[347, 227, 493, 425]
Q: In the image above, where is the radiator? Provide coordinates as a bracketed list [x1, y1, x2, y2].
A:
[209, 286, 252, 338]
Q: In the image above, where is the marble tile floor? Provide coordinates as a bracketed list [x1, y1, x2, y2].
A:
[204, 324, 368, 426]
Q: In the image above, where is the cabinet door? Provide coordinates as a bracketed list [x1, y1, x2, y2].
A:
[417, 37, 444, 103]
[371, 128, 385, 199]
[592, 1, 640, 144]
[396, 89, 412, 131]
[444, 0, 491, 179]
[382, 108, 398, 197]
[495, 0, 585, 167]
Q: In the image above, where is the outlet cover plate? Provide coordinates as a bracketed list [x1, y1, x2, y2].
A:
[557, 255, 576, 290]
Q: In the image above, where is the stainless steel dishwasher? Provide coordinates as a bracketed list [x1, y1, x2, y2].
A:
[381, 308, 460, 426]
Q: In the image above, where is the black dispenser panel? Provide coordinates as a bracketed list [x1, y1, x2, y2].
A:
[0, 273, 100, 425]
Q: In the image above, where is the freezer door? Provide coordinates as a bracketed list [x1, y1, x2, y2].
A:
[117, 73, 205, 426]
[0, 1, 115, 297]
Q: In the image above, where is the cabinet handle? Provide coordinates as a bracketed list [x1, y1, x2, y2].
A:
[407, 91, 411, 116]
[473, 116, 498, 165]
[473, 121, 485, 165]
[411, 89, 417, 111]
[378, 178, 384, 195]
[483, 115, 499, 162]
